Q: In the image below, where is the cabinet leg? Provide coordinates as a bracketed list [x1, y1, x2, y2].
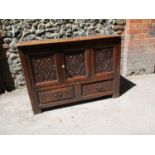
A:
[112, 78, 120, 98]
[112, 91, 120, 98]
[112, 45, 121, 99]
[32, 107, 42, 114]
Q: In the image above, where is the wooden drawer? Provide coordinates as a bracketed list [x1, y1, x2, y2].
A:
[38, 86, 75, 104]
[82, 80, 113, 96]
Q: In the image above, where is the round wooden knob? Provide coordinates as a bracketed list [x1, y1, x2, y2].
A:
[62, 64, 65, 69]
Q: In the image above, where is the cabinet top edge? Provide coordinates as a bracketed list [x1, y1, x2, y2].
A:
[16, 35, 121, 48]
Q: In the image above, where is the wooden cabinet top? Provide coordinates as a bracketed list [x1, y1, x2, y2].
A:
[16, 35, 121, 48]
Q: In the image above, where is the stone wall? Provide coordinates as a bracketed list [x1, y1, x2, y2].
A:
[0, 19, 125, 90]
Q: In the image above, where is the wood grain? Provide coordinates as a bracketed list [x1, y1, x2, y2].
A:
[17, 35, 121, 47]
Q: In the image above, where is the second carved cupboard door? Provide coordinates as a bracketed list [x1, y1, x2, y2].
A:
[62, 48, 90, 82]
[64, 50, 86, 78]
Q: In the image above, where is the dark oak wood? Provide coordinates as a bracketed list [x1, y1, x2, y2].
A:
[82, 80, 113, 97]
[16, 35, 121, 47]
[112, 44, 121, 98]
[17, 35, 121, 114]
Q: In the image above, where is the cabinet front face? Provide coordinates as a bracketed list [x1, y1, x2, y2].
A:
[18, 36, 121, 114]
[93, 46, 114, 76]
[30, 53, 58, 84]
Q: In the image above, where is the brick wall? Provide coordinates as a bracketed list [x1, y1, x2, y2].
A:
[122, 19, 155, 75]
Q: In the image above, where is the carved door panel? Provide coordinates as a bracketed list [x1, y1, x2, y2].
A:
[62, 49, 88, 81]
[29, 53, 57, 84]
[92, 46, 114, 76]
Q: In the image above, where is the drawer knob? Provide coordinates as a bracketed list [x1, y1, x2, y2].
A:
[96, 83, 103, 92]
[54, 92, 63, 100]
[77, 81, 81, 85]
[62, 64, 65, 69]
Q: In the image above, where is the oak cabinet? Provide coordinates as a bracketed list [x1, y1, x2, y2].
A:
[17, 35, 121, 114]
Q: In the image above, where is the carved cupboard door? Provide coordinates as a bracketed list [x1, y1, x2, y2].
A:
[62, 49, 90, 82]
[91, 46, 114, 76]
[29, 52, 58, 85]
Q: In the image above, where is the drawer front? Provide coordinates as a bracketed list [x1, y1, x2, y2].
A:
[82, 80, 113, 96]
[38, 86, 75, 104]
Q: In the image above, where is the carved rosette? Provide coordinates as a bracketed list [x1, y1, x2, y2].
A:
[95, 47, 113, 73]
[31, 55, 56, 83]
[65, 50, 86, 78]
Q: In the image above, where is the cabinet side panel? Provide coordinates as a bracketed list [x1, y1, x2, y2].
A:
[113, 44, 121, 98]
[19, 50, 41, 114]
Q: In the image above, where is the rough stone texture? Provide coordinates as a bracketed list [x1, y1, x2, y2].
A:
[0, 74, 155, 134]
[0, 19, 125, 89]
